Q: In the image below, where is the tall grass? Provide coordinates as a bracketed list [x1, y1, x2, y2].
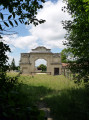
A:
[16, 74, 89, 120]
[7, 73, 89, 120]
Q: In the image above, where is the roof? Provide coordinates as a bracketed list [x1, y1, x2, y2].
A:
[62, 63, 69, 67]
[32, 46, 51, 50]
[31, 46, 51, 53]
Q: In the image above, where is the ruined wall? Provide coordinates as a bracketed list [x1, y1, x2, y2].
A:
[20, 47, 62, 75]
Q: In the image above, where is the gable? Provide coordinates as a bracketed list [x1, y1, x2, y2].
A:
[31, 46, 51, 53]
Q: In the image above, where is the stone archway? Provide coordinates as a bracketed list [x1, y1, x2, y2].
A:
[35, 59, 47, 71]
[20, 46, 62, 75]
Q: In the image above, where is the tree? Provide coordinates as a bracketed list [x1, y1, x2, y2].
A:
[0, 1, 46, 119]
[0, 0, 46, 71]
[61, 48, 76, 63]
[0, 0, 46, 74]
[61, 49, 67, 63]
[0, 0, 45, 36]
[37, 64, 47, 72]
[0, 42, 11, 71]
[61, 48, 74, 63]
[0, 42, 11, 87]
[0, 0, 46, 86]
[10, 58, 16, 70]
[0, 0, 46, 75]
[62, 0, 89, 81]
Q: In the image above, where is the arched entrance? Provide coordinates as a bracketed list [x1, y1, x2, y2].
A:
[20, 46, 62, 75]
[35, 59, 47, 72]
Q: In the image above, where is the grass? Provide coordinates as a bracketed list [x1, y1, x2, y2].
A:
[7, 73, 89, 120]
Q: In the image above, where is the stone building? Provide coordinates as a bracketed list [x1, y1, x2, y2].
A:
[20, 46, 62, 75]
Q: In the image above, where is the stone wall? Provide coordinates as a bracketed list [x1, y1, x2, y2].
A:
[20, 46, 62, 75]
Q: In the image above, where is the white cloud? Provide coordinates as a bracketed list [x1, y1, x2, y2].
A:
[3, 35, 38, 51]
[2, 0, 71, 65]
[13, 36, 38, 50]
[35, 59, 47, 66]
[29, 0, 71, 49]
[4, 0, 71, 51]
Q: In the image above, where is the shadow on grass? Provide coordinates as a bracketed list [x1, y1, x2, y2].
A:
[1, 80, 89, 120]
[18, 83, 54, 104]
[0, 82, 54, 120]
[18, 82, 89, 120]
[15, 82, 89, 120]
[44, 87, 89, 120]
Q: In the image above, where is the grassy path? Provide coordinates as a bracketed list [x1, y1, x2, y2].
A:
[8, 73, 89, 120]
[16, 74, 89, 120]
[18, 75, 76, 104]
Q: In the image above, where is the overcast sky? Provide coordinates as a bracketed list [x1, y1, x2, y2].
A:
[3, 0, 71, 66]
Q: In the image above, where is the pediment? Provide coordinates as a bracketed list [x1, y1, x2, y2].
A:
[31, 46, 51, 53]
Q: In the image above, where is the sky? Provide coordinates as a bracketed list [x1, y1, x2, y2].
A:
[2, 0, 71, 66]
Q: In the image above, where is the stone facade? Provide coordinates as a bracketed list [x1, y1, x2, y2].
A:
[20, 46, 62, 75]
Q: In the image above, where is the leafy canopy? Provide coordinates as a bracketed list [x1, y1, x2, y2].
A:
[10, 58, 16, 70]
[0, 1, 46, 119]
[37, 64, 47, 72]
[0, 42, 11, 72]
[61, 48, 74, 63]
[62, 0, 89, 81]
[0, 0, 46, 35]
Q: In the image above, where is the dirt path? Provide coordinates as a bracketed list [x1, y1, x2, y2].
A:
[38, 101, 53, 120]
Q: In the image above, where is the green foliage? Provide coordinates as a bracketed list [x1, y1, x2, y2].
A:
[83, 0, 89, 15]
[10, 58, 16, 70]
[10, 74, 89, 120]
[0, 42, 11, 87]
[45, 88, 89, 120]
[0, 75, 45, 120]
[0, 42, 44, 119]
[0, 1, 46, 119]
[37, 64, 47, 72]
[61, 48, 74, 63]
[0, 0, 46, 35]
[0, 43, 44, 119]
[61, 49, 67, 63]
[0, 42, 11, 72]
[62, 0, 89, 81]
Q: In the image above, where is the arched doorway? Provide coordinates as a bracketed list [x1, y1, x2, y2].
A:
[35, 59, 47, 72]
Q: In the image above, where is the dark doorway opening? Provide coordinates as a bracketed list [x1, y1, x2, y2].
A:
[54, 68, 59, 75]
